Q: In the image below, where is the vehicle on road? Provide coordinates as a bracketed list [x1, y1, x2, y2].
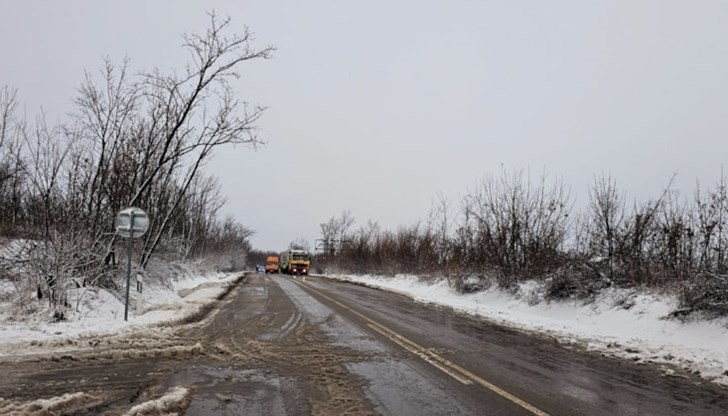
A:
[265, 256, 280, 273]
[280, 249, 311, 275]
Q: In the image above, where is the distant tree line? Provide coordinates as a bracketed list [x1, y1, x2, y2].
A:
[0, 13, 271, 317]
[318, 170, 728, 317]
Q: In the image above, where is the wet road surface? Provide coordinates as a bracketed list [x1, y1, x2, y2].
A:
[0, 273, 727, 415]
[296, 276, 728, 415]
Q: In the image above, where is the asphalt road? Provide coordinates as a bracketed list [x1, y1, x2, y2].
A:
[1, 273, 727, 415]
[293, 275, 728, 415]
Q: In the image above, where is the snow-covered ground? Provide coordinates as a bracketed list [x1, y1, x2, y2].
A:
[0, 269, 241, 356]
[325, 273, 728, 386]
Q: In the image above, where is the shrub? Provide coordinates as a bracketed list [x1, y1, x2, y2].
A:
[544, 261, 610, 301]
[673, 273, 728, 318]
[449, 273, 492, 294]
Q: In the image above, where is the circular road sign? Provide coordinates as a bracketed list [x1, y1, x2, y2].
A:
[114, 207, 150, 239]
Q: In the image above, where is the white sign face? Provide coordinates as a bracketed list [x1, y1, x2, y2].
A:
[114, 207, 150, 238]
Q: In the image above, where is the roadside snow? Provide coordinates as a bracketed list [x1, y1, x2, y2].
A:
[0, 392, 99, 416]
[326, 273, 728, 386]
[0, 271, 241, 356]
[123, 386, 192, 416]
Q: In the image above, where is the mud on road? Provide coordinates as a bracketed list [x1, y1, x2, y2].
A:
[0, 274, 377, 416]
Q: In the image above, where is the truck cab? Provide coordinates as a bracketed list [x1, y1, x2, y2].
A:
[265, 256, 280, 273]
[280, 250, 311, 275]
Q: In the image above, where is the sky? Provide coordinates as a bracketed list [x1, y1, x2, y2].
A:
[2, 1, 728, 251]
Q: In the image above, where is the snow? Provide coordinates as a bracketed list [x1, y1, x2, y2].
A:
[123, 386, 192, 416]
[0, 238, 32, 259]
[326, 273, 728, 386]
[0, 392, 99, 416]
[0, 270, 241, 357]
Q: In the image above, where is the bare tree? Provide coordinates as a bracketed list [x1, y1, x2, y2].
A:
[587, 174, 624, 281]
[135, 13, 273, 266]
[0, 87, 25, 228]
[289, 238, 311, 252]
[0, 87, 19, 150]
[0, 13, 269, 319]
[129, 12, 273, 207]
[21, 114, 74, 240]
[429, 191, 452, 270]
[319, 210, 355, 255]
[463, 169, 570, 281]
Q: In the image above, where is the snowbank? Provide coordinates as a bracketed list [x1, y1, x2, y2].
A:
[123, 386, 192, 416]
[0, 392, 99, 416]
[326, 273, 728, 386]
[0, 270, 243, 356]
[0, 386, 192, 416]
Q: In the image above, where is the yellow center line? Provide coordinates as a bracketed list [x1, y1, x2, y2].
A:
[292, 279, 550, 416]
[365, 322, 474, 385]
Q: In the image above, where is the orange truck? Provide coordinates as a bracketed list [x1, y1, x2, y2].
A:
[265, 256, 280, 273]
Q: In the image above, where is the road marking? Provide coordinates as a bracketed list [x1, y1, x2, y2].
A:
[365, 322, 473, 385]
[294, 280, 550, 416]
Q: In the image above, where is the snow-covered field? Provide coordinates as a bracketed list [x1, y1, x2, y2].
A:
[325, 273, 728, 386]
[0, 268, 241, 356]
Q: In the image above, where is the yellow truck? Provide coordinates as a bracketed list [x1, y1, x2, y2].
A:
[265, 256, 280, 273]
[280, 250, 311, 275]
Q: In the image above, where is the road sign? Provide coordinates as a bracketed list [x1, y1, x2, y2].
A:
[115, 206, 150, 321]
[114, 207, 150, 238]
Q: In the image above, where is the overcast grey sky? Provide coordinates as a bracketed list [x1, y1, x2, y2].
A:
[2, 1, 728, 251]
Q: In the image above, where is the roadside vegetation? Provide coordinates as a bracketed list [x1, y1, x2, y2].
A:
[0, 13, 271, 320]
[318, 170, 728, 318]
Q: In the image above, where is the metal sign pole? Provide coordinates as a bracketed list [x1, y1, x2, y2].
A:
[136, 272, 144, 315]
[114, 206, 149, 321]
[124, 211, 136, 321]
